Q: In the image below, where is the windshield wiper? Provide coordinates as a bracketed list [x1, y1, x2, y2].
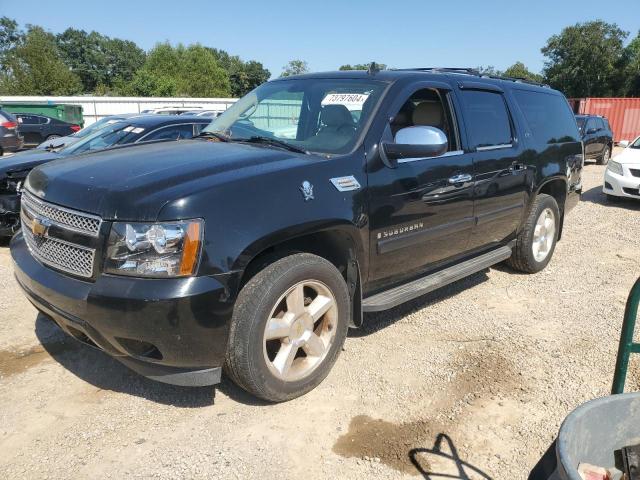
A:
[242, 136, 309, 155]
[196, 131, 231, 142]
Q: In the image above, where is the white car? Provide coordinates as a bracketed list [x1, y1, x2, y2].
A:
[603, 136, 640, 200]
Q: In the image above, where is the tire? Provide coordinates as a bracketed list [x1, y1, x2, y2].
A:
[224, 253, 350, 402]
[597, 145, 611, 165]
[507, 194, 560, 274]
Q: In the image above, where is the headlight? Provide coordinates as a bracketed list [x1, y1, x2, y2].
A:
[105, 220, 203, 277]
[607, 160, 624, 176]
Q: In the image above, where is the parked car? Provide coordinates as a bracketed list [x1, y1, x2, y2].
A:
[36, 114, 140, 150]
[11, 69, 583, 402]
[15, 114, 81, 148]
[576, 114, 613, 165]
[0, 109, 24, 155]
[0, 115, 210, 237]
[603, 135, 640, 201]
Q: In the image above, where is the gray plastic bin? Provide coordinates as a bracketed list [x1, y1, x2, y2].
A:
[546, 393, 640, 479]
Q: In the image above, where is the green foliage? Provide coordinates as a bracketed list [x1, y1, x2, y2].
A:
[621, 31, 640, 96]
[338, 62, 387, 71]
[0, 16, 23, 66]
[0, 25, 82, 95]
[56, 28, 146, 93]
[280, 59, 309, 77]
[542, 20, 628, 97]
[503, 62, 544, 83]
[126, 43, 230, 97]
[208, 48, 270, 96]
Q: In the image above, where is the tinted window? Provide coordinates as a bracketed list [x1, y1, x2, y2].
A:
[142, 124, 195, 141]
[603, 118, 611, 131]
[460, 90, 512, 148]
[595, 117, 605, 130]
[513, 90, 579, 144]
[18, 115, 39, 125]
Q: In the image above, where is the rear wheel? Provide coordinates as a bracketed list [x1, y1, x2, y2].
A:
[507, 194, 560, 273]
[225, 253, 350, 402]
[597, 145, 611, 165]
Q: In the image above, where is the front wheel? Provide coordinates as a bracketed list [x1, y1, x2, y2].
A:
[225, 253, 350, 402]
[507, 194, 560, 273]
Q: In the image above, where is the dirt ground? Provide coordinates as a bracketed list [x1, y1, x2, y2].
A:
[1, 159, 639, 479]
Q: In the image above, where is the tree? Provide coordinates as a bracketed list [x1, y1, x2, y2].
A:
[0, 26, 81, 95]
[56, 28, 146, 93]
[338, 62, 387, 71]
[621, 31, 640, 96]
[503, 62, 543, 83]
[126, 42, 230, 97]
[0, 16, 23, 66]
[280, 59, 309, 77]
[541, 20, 628, 97]
[208, 48, 270, 96]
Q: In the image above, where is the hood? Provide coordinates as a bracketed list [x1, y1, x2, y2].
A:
[614, 147, 640, 165]
[0, 149, 60, 176]
[26, 139, 316, 221]
[36, 135, 78, 150]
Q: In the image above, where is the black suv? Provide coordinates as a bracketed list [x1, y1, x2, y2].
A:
[576, 114, 613, 165]
[11, 69, 583, 402]
[0, 109, 24, 155]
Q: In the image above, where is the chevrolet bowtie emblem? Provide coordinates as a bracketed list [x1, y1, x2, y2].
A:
[31, 217, 49, 237]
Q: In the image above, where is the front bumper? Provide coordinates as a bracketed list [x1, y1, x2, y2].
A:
[603, 167, 640, 199]
[11, 232, 239, 386]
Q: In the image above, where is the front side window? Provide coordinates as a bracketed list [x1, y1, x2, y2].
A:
[630, 137, 640, 149]
[460, 90, 512, 149]
[389, 88, 460, 152]
[512, 90, 579, 145]
[205, 78, 387, 155]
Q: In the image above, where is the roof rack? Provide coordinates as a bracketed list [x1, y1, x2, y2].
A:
[391, 67, 548, 88]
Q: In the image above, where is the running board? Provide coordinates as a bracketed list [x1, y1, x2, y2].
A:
[362, 246, 512, 312]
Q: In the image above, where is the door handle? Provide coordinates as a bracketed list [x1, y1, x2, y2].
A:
[448, 174, 473, 184]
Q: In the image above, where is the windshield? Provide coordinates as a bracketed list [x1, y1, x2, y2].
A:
[204, 78, 387, 155]
[74, 117, 123, 139]
[59, 121, 143, 155]
[631, 136, 640, 149]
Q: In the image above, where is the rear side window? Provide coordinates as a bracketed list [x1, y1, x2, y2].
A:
[460, 90, 512, 149]
[512, 90, 579, 144]
[142, 124, 195, 142]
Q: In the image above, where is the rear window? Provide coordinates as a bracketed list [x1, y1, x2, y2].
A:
[460, 90, 513, 149]
[513, 90, 579, 145]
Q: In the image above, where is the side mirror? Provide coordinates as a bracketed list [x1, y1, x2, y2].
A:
[381, 126, 448, 166]
[619, 140, 630, 148]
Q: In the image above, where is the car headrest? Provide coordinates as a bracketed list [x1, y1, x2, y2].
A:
[392, 101, 415, 126]
[321, 105, 354, 127]
[412, 102, 443, 127]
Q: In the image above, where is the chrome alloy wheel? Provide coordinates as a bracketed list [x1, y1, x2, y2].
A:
[263, 280, 338, 382]
[532, 207, 556, 262]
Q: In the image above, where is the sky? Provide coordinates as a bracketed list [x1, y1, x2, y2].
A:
[1, 0, 638, 78]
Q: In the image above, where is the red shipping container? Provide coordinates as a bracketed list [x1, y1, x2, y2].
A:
[570, 97, 640, 143]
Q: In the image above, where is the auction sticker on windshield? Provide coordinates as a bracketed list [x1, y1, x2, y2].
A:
[321, 93, 369, 111]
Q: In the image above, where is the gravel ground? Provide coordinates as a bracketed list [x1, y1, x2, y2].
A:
[0, 159, 639, 479]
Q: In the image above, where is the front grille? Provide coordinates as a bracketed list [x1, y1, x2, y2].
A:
[630, 168, 640, 178]
[21, 190, 101, 236]
[22, 226, 95, 278]
[21, 191, 101, 278]
[623, 187, 640, 197]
